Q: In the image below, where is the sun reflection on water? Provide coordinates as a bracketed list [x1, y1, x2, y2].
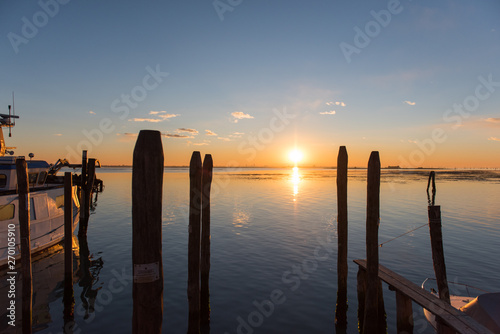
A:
[291, 167, 301, 200]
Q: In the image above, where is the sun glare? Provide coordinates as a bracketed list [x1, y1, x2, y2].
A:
[289, 149, 303, 165]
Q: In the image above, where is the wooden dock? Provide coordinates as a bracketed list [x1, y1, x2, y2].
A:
[354, 259, 493, 334]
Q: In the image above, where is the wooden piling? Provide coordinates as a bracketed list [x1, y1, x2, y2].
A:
[363, 151, 384, 334]
[395, 289, 413, 333]
[335, 146, 348, 329]
[16, 157, 32, 334]
[86, 158, 96, 212]
[132, 130, 164, 334]
[188, 151, 202, 334]
[200, 154, 213, 326]
[63, 172, 75, 332]
[78, 151, 88, 237]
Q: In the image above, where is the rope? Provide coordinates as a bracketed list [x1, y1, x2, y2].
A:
[379, 222, 429, 247]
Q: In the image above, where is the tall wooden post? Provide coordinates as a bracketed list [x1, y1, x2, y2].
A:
[188, 151, 202, 333]
[86, 158, 96, 213]
[78, 150, 88, 237]
[336, 146, 348, 330]
[200, 154, 213, 326]
[16, 157, 32, 334]
[63, 172, 75, 333]
[363, 151, 383, 334]
[132, 130, 164, 334]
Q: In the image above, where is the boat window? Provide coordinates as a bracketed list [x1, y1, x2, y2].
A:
[0, 204, 15, 221]
[29, 173, 38, 184]
[0, 174, 6, 188]
[30, 197, 36, 221]
[56, 195, 65, 208]
[38, 172, 47, 185]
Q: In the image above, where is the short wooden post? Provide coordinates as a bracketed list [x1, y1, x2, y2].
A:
[336, 146, 348, 329]
[363, 151, 384, 334]
[63, 172, 75, 333]
[16, 157, 32, 334]
[395, 290, 413, 333]
[132, 130, 164, 334]
[86, 158, 96, 212]
[428, 205, 454, 334]
[188, 151, 202, 333]
[200, 154, 213, 326]
[78, 151, 88, 236]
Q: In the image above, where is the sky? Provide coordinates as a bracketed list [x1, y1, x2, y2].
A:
[1, 0, 499, 168]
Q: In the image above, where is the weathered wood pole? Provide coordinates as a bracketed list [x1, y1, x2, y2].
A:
[336, 146, 348, 329]
[16, 157, 32, 334]
[200, 154, 213, 326]
[78, 151, 88, 236]
[363, 151, 384, 334]
[63, 172, 75, 333]
[132, 130, 164, 334]
[86, 158, 96, 213]
[395, 289, 413, 333]
[357, 267, 367, 333]
[188, 151, 202, 333]
[428, 204, 454, 334]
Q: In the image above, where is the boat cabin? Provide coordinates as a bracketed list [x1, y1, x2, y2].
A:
[0, 156, 51, 192]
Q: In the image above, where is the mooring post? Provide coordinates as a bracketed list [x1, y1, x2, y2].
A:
[363, 151, 385, 334]
[357, 266, 367, 333]
[63, 172, 75, 333]
[16, 157, 32, 334]
[78, 150, 88, 236]
[188, 151, 202, 333]
[336, 146, 348, 330]
[132, 130, 164, 334]
[200, 154, 213, 327]
[395, 289, 413, 333]
[86, 158, 96, 213]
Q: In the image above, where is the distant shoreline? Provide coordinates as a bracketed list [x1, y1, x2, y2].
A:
[100, 165, 500, 170]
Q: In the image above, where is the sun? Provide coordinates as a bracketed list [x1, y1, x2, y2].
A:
[289, 149, 303, 165]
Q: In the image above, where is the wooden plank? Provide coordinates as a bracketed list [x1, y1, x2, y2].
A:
[354, 259, 493, 334]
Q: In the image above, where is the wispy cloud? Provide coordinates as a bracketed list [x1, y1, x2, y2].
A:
[130, 111, 179, 122]
[193, 142, 209, 146]
[326, 101, 346, 107]
[404, 100, 416, 106]
[229, 132, 244, 138]
[54, 133, 63, 136]
[319, 111, 336, 115]
[488, 137, 500, 141]
[231, 111, 254, 123]
[89, 110, 96, 115]
[205, 129, 217, 136]
[177, 128, 198, 134]
[163, 133, 193, 138]
[116, 133, 138, 142]
[485, 118, 500, 124]
[218, 137, 231, 141]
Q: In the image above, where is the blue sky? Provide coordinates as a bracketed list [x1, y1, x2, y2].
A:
[1, 0, 499, 167]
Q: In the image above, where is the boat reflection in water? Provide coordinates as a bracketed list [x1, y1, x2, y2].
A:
[0, 234, 104, 333]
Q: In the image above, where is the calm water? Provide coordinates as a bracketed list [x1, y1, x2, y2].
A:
[2, 168, 500, 333]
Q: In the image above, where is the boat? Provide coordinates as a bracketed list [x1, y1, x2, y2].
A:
[0, 104, 91, 268]
[422, 278, 500, 333]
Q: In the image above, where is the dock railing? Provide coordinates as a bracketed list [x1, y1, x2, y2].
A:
[354, 259, 493, 334]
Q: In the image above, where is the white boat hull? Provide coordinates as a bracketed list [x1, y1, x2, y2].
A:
[0, 185, 80, 268]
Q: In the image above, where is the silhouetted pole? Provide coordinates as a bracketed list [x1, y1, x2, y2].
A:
[16, 157, 32, 334]
[188, 151, 202, 333]
[63, 172, 74, 333]
[132, 130, 164, 334]
[335, 146, 348, 330]
[201, 154, 213, 327]
[363, 151, 384, 334]
[78, 150, 88, 236]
